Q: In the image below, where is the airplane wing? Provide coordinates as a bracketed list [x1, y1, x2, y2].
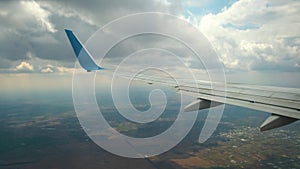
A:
[65, 29, 300, 131]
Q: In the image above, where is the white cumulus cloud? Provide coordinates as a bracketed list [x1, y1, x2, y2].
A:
[198, 0, 300, 71]
[15, 61, 34, 71]
[40, 67, 54, 73]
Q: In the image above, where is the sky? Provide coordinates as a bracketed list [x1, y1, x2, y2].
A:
[0, 0, 300, 93]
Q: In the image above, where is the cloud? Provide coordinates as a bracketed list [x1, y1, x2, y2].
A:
[0, 0, 299, 75]
[56, 66, 74, 73]
[38, 62, 76, 73]
[0, 0, 181, 73]
[40, 64, 74, 73]
[39, 0, 180, 26]
[0, 54, 76, 74]
[15, 61, 34, 71]
[198, 0, 300, 71]
[21, 0, 57, 33]
[40, 67, 54, 73]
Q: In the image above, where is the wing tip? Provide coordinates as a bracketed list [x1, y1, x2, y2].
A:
[65, 29, 105, 71]
[64, 29, 73, 37]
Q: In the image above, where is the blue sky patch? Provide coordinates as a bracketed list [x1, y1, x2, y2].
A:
[223, 23, 260, 30]
[183, 0, 238, 16]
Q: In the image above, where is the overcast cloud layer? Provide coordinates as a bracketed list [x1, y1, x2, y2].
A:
[0, 0, 299, 74]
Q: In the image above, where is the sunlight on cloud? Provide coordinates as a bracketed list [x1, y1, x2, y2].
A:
[15, 61, 34, 71]
[199, 0, 300, 71]
[21, 0, 57, 33]
[40, 64, 75, 73]
[40, 67, 54, 73]
[56, 66, 74, 73]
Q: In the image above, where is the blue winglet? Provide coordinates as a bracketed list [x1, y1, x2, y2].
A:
[65, 29, 103, 71]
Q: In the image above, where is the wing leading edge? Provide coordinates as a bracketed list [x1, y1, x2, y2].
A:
[65, 29, 300, 131]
